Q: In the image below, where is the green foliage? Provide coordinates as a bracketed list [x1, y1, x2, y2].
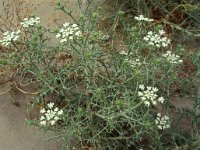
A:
[0, 0, 200, 149]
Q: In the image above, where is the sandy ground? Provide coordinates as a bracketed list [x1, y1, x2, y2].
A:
[0, 84, 60, 150]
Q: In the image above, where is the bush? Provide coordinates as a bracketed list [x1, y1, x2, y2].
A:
[0, 0, 200, 149]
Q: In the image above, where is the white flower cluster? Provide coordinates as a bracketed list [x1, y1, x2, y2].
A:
[135, 15, 154, 22]
[162, 51, 183, 64]
[125, 58, 141, 68]
[155, 113, 170, 130]
[119, 50, 132, 55]
[0, 30, 20, 46]
[119, 50, 128, 55]
[138, 84, 164, 107]
[143, 30, 170, 48]
[40, 102, 63, 126]
[56, 22, 82, 43]
[20, 17, 41, 28]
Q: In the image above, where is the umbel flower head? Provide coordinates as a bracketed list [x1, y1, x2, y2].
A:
[119, 50, 133, 56]
[20, 17, 41, 28]
[0, 30, 20, 46]
[119, 50, 128, 55]
[125, 58, 141, 68]
[162, 51, 183, 64]
[143, 30, 170, 48]
[39, 102, 64, 126]
[155, 113, 170, 130]
[56, 22, 82, 43]
[138, 84, 165, 107]
[135, 15, 154, 22]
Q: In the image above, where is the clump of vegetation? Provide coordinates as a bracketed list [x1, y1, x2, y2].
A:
[0, 0, 200, 149]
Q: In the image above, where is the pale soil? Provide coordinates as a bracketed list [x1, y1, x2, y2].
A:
[0, 84, 60, 150]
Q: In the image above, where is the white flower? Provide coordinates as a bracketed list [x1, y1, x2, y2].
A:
[21, 17, 40, 28]
[158, 97, 164, 103]
[119, 50, 128, 55]
[138, 91, 143, 96]
[47, 102, 54, 109]
[72, 24, 78, 28]
[165, 124, 170, 129]
[40, 116, 45, 120]
[56, 33, 61, 38]
[135, 15, 153, 22]
[40, 120, 46, 126]
[143, 30, 170, 48]
[152, 101, 157, 105]
[69, 36, 73, 40]
[45, 112, 53, 120]
[50, 120, 56, 125]
[155, 113, 170, 130]
[54, 116, 59, 121]
[58, 110, 63, 115]
[40, 108, 46, 113]
[149, 42, 154, 45]
[54, 107, 59, 112]
[162, 51, 182, 64]
[75, 31, 81, 36]
[56, 22, 82, 42]
[147, 86, 152, 91]
[157, 113, 161, 117]
[45, 115, 51, 121]
[63, 22, 70, 27]
[39, 102, 63, 126]
[179, 60, 183, 63]
[141, 97, 146, 101]
[148, 31, 153, 35]
[144, 101, 150, 107]
[157, 125, 162, 130]
[143, 37, 149, 41]
[0, 30, 20, 46]
[159, 29, 165, 35]
[60, 38, 67, 43]
[152, 87, 158, 92]
[138, 85, 165, 107]
[127, 59, 141, 68]
[139, 84, 145, 90]
[164, 115, 169, 120]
